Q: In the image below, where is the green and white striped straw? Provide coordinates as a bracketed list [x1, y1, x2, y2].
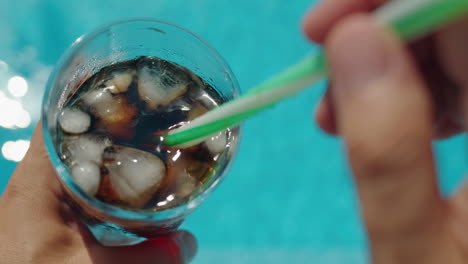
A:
[164, 0, 468, 147]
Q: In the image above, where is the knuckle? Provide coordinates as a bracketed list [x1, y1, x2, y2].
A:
[345, 131, 424, 183]
[347, 136, 396, 176]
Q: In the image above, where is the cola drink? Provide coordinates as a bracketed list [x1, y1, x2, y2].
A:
[57, 56, 234, 211]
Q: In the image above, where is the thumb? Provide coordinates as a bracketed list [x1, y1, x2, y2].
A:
[326, 15, 447, 262]
[2, 122, 63, 215]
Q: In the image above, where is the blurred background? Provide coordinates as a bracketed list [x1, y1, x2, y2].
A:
[0, 0, 466, 263]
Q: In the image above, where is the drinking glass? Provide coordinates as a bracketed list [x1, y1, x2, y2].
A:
[41, 19, 241, 246]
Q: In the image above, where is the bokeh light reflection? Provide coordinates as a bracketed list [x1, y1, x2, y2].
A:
[1, 140, 30, 162]
[8, 75, 28, 97]
[0, 91, 31, 129]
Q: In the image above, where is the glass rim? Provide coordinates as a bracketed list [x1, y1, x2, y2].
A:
[41, 18, 242, 222]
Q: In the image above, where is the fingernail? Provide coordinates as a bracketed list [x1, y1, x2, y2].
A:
[174, 231, 197, 263]
[328, 16, 394, 93]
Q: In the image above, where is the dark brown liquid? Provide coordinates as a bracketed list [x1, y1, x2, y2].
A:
[57, 56, 232, 211]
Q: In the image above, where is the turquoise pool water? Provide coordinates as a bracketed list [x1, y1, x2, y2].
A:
[0, 0, 466, 263]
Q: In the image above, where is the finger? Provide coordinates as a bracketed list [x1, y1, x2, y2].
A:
[92, 231, 197, 264]
[315, 37, 464, 138]
[0, 122, 82, 260]
[435, 18, 468, 131]
[435, 115, 464, 139]
[449, 180, 468, 262]
[465, 92, 468, 132]
[409, 36, 464, 138]
[302, 0, 386, 43]
[314, 89, 337, 134]
[450, 182, 468, 249]
[2, 122, 63, 211]
[315, 95, 464, 139]
[327, 14, 445, 262]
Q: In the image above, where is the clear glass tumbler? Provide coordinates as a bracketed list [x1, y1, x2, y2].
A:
[41, 19, 241, 246]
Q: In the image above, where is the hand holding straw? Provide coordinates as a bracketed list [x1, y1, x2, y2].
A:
[164, 0, 468, 148]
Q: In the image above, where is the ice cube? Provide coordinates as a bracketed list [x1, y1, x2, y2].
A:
[137, 60, 189, 109]
[81, 86, 137, 139]
[186, 85, 219, 110]
[188, 70, 204, 89]
[163, 150, 203, 200]
[62, 134, 112, 165]
[105, 70, 134, 94]
[205, 130, 228, 154]
[59, 107, 91, 134]
[137, 99, 191, 134]
[70, 161, 101, 196]
[187, 102, 208, 121]
[94, 95, 137, 125]
[168, 168, 197, 199]
[81, 88, 137, 125]
[81, 88, 113, 107]
[93, 95, 137, 140]
[105, 146, 166, 207]
[163, 98, 192, 113]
